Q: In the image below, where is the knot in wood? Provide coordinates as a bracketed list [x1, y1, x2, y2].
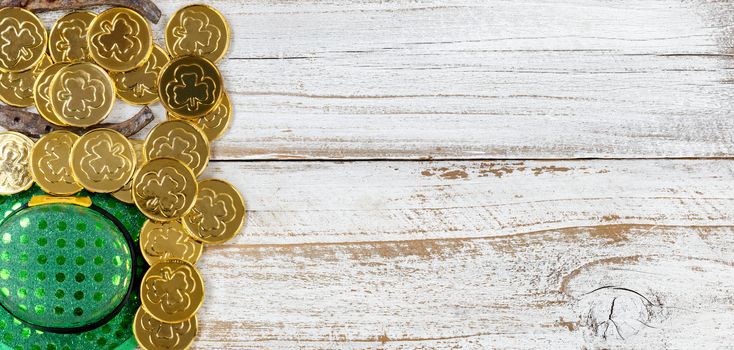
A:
[576, 286, 667, 343]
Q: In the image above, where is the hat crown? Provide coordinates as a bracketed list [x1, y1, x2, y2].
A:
[0, 203, 132, 331]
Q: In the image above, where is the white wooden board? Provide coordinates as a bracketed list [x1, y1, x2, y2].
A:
[153, 0, 734, 160]
[64, 0, 734, 160]
[9, 1, 734, 349]
[192, 160, 734, 349]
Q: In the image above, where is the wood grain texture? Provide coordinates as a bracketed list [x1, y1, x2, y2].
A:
[209, 159, 734, 245]
[38, 0, 734, 160]
[192, 160, 734, 348]
[11, 1, 734, 348]
[158, 0, 734, 160]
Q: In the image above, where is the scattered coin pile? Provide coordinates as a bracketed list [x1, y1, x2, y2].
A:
[0, 4, 243, 349]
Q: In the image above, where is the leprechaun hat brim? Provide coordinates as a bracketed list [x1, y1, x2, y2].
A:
[0, 186, 148, 350]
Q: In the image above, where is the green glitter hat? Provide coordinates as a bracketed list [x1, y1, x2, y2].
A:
[0, 186, 147, 350]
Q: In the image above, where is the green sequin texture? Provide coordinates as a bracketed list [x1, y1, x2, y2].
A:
[0, 186, 147, 350]
[0, 203, 131, 329]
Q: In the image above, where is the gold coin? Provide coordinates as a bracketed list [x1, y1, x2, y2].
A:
[133, 157, 198, 221]
[70, 129, 137, 193]
[49, 62, 115, 127]
[29, 130, 82, 196]
[169, 91, 232, 141]
[111, 139, 144, 203]
[87, 7, 153, 72]
[144, 120, 210, 177]
[0, 54, 51, 107]
[140, 259, 204, 323]
[183, 179, 245, 244]
[48, 11, 96, 63]
[33, 62, 69, 125]
[140, 219, 203, 265]
[0, 8, 47, 72]
[134, 307, 198, 350]
[0, 132, 33, 195]
[158, 55, 223, 119]
[111, 44, 169, 105]
[165, 4, 230, 63]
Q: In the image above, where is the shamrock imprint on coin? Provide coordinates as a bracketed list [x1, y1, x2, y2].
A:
[140, 220, 203, 265]
[145, 120, 209, 176]
[171, 10, 220, 55]
[134, 308, 198, 350]
[94, 12, 142, 61]
[39, 141, 74, 183]
[137, 169, 188, 216]
[56, 25, 86, 59]
[71, 129, 136, 193]
[159, 55, 222, 118]
[88, 8, 152, 71]
[1, 72, 33, 106]
[0, 145, 29, 182]
[141, 259, 204, 323]
[118, 56, 158, 96]
[147, 266, 196, 311]
[112, 45, 168, 104]
[0, 55, 51, 107]
[50, 11, 96, 62]
[190, 189, 235, 238]
[50, 63, 115, 127]
[58, 75, 105, 116]
[133, 158, 197, 221]
[199, 95, 230, 131]
[111, 139, 144, 204]
[0, 15, 46, 71]
[165, 4, 230, 62]
[0, 19, 43, 62]
[148, 130, 201, 171]
[174, 90, 232, 141]
[33, 62, 68, 125]
[167, 64, 216, 111]
[31, 131, 82, 195]
[184, 179, 245, 244]
[0, 133, 33, 194]
[80, 134, 131, 182]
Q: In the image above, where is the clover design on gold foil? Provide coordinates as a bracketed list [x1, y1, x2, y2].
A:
[140, 312, 194, 348]
[80, 133, 131, 182]
[172, 10, 220, 55]
[144, 265, 196, 313]
[56, 19, 88, 61]
[38, 77, 54, 111]
[118, 55, 159, 97]
[0, 71, 32, 101]
[135, 167, 188, 218]
[93, 13, 141, 61]
[200, 103, 227, 131]
[37, 136, 75, 183]
[0, 18, 44, 67]
[0, 140, 29, 188]
[144, 225, 198, 260]
[165, 64, 216, 112]
[56, 72, 106, 119]
[188, 188, 235, 239]
[148, 129, 201, 170]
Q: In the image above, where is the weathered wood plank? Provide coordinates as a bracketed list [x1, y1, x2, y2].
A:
[195, 225, 734, 349]
[25, 0, 734, 160]
[209, 159, 734, 245]
[155, 0, 734, 160]
[190, 160, 734, 348]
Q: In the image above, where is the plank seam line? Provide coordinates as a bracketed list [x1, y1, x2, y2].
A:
[211, 224, 734, 249]
[209, 156, 734, 163]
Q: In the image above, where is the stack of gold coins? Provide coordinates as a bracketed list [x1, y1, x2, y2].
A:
[0, 4, 244, 350]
